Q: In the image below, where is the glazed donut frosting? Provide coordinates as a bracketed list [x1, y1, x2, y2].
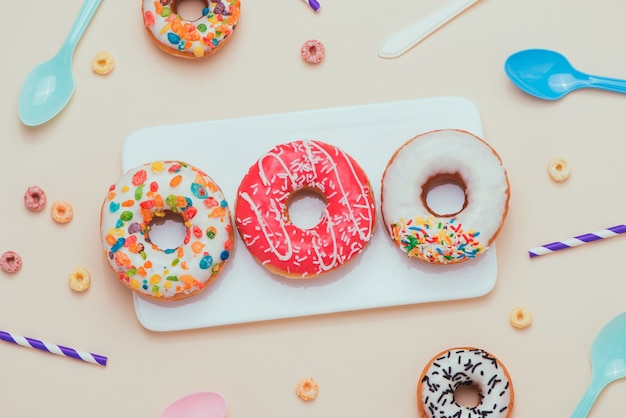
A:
[382, 129, 509, 264]
[100, 161, 234, 300]
[235, 140, 376, 278]
[418, 347, 514, 418]
[142, 0, 240, 58]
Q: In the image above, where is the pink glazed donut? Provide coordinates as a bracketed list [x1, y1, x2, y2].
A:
[235, 140, 376, 279]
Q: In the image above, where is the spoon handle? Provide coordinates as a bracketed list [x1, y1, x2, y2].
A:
[588, 75, 626, 95]
[60, 0, 103, 58]
[571, 382, 600, 418]
[379, 0, 480, 58]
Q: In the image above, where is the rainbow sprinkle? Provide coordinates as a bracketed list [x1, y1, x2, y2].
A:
[390, 216, 483, 264]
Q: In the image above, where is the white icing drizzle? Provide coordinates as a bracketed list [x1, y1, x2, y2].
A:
[235, 140, 376, 277]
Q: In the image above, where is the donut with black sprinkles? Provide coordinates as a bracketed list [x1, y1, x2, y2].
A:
[416, 347, 514, 418]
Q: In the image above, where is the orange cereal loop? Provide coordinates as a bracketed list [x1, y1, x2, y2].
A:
[91, 51, 115, 75]
[51, 200, 74, 224]
[68, 267, 91, 292]
[296, 377, 319, 401]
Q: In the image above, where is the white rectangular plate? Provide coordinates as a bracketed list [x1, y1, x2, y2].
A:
[122, 96, 497, 331]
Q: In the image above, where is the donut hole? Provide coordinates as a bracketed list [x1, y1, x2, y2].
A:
[146, 211, 187, 250]
[422, 173, 467, 217]
[175, 0, 209, 21]
[453, 382, 481, 408]
[287, 188, 328, 230]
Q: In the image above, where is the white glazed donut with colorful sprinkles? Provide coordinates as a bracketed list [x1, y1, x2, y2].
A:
[381, 129, 510, 264]
[235, 140, 377, 279]
[100, 161, 234, 301]
[142, 0, 240, 59]
[417, 347, 514, 418]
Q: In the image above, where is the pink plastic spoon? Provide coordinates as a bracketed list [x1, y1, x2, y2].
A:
[161, 391, 227, 418]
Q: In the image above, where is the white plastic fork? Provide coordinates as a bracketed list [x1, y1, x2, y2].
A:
[379, 0, 480, 59]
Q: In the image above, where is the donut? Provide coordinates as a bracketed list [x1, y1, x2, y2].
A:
[381, 129, 510, 264]
[417, 347, 514, 418]
[235, 140, 376, 279]
[100, 161, 234, 301]
[142, 0, 241, 59]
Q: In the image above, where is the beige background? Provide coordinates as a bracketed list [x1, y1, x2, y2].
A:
[3, 0, 626, 416]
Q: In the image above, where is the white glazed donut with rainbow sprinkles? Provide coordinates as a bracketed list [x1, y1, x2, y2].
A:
[100, 161, 234, 301]
[381, 129, 510, 264]
[142, 0, 240, 59]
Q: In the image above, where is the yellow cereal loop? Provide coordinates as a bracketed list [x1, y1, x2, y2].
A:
[91, 51, 115, 75]
[193, 47, 205, 58]
[68, 267, 91, 292]
[151, 161, 166, 173]
[548, 158, 570, 182]
[509, 306, 532, 329]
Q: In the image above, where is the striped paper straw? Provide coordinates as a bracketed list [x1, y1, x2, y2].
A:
[528, 224, 626, 258]
[302, 0, 320, 11]
[0, 330, 107, 366]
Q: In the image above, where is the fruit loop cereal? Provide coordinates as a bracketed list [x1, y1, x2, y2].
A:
[23, 185, 47, 211]
[51, 200, 74, 224]
[300, 40, 325, 64]
[69, 267, 91, 292]
[509, 306, 532, 329]
[548, 158, 570, 182]
[296, 377, 319, 401]
[0, 251, 22, 273]
[91, 51, 115, 75]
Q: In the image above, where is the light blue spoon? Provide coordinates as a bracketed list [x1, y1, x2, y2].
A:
[572, 311, 626, 417]
[18, 0, 102, 126]
[504, 49, 626, 100]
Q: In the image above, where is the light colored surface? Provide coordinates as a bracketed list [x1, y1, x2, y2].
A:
[123, 98, 496, 331]
[3, 0, 626, 417]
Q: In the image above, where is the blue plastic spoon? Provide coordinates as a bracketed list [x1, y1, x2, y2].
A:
[571, 311, 626, 417]
[504, 49, 626, 100]
[18, 0, 102, 126]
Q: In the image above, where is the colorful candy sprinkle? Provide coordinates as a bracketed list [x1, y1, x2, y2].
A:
[390, 216, 483, 264]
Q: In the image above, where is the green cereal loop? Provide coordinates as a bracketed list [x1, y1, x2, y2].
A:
[135, 184, 144, 200]
[120, 211, 133, 221]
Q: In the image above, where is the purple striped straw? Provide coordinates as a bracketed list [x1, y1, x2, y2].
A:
[0, 330, 107, 366]
[528, 224, 626, 258]
[302, 0, 320, 12]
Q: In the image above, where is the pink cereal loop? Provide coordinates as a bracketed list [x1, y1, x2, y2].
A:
[24, 186, 47, 212]
[301, 39, 325, 64]
[0, 251, 22, 274]
[144, 10, 155, 26]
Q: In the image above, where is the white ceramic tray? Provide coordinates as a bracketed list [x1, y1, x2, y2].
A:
[122, 96, 497, 331]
